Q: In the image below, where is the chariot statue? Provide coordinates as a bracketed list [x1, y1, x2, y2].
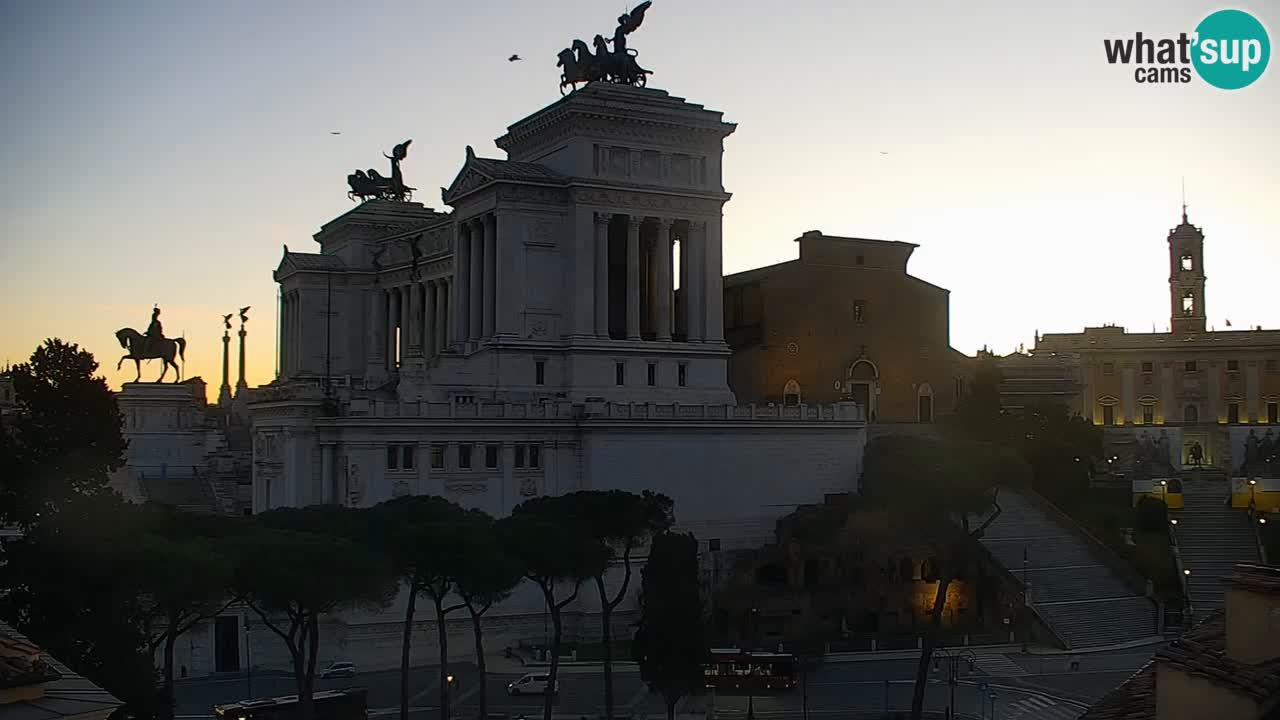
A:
[348, 139, 415, 202]
[557, 1, 653, 94]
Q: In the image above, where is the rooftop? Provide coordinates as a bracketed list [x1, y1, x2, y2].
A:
[0, 623, 122, 720]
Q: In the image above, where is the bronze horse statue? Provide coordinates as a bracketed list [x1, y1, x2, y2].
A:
[115, 328, 186, 382]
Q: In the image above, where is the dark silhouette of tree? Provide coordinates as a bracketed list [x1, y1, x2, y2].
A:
[632, 532, 707, 720]
[498, 497, 609, 720]
[453, 513, 524, 720]
[234, 509, 396, 720]
[561, 490, 673, 720]
[374, 496, 471, 720]
[0, 338, 126, 527]
[859, 435, 1029, 720]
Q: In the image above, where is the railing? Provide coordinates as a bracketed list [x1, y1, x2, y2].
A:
[1168, 517, 1193, 624]
[338, 399, 867, 423]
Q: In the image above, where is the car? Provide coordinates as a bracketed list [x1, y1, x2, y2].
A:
[318, 661, 357, 679]
[506, 673, 558, 696]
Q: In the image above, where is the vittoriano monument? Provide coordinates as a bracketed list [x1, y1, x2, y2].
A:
[347, 139, 415, 202]
[557, 0, 653, 94]
[116, 305, 187, 383]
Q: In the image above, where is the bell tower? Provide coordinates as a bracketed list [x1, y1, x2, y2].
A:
[1168, 205, 1206, 335]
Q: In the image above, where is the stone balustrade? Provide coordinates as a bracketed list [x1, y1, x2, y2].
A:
[339, 398, 865, 423]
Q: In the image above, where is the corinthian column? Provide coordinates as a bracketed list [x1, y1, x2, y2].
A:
[626, 216, 641, 340]
[594, 213, 611, 337]
[469, 219, 484, 342]
[655, 219, 673, 342]
[483, 214, 497, 338]
[423, 280, 437, 358]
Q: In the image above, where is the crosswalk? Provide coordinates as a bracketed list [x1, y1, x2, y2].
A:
[997, 693, 1083, 720]
[971, 652, 1029, 677]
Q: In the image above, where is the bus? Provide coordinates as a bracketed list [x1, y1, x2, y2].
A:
[703, 648, 798, 692]
[214, 688, 368, 720]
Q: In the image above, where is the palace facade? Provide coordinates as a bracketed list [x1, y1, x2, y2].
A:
[1030, 210, 1280, 470]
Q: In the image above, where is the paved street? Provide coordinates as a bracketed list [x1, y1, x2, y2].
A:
[176, 645, 1159, 720]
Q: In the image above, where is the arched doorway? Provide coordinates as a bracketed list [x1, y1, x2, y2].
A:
[846, 358, 879, 421]
[783, 379, 802, 407]
[917, 382, 934, 423]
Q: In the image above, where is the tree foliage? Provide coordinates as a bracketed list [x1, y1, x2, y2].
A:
[632, 532, 707, 720]
[452, 513, 524, 720]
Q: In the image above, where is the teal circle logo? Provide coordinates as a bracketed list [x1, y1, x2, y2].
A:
[1192, 9, 1270, 89]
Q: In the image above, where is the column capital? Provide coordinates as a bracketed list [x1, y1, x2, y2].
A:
[655, 217, 673, 230]
[688, 220, 708, 232]
[594, 211, 612, 226]
[625, 214, 643, 229]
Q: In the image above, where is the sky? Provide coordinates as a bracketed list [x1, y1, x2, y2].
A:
[2, 0, 1277, 393]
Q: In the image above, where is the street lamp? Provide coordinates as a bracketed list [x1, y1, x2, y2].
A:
[931, 646, 977, 720]
[444, 674, 456, 720]
[1159, 479, 1168, 504]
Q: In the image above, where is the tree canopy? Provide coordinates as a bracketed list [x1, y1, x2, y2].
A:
[632, 532, 706, 720]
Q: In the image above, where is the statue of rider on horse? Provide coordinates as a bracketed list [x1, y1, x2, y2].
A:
[557, 1, 654, 94]
[116, 305, 186, 383]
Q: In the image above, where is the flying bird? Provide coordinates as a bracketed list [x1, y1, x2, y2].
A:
[508, 54, 521, 62]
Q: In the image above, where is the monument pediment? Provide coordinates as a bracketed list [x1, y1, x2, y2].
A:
[442, 146, 568, 205]
[275, 246, 346, 279]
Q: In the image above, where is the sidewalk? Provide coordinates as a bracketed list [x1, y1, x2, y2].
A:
[822, 634, 1166, 664]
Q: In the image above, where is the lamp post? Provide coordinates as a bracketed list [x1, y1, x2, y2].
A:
[988, 691, 997, 720]
[931, 646, 976, 720]
[245, 618, 253, 699]
[444, 674, 456, 720]
[1250, 479, 1259, 514]
[1159, 479, 1168, 504]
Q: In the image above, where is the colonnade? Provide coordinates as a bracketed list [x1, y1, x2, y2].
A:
[368, 275, 452, 370]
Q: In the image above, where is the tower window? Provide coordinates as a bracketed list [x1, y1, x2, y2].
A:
[1180, 254, 1194, 271]
[853, 300, 866, 325]
[1182, 292, 1195, 316]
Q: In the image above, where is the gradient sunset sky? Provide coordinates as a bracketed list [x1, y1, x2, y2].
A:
[2, 0, 1277, 393]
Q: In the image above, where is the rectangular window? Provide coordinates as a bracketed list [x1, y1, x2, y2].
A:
[678, 363, 687, 387]
[1142, 405, 1154, 424]
[853, 300, 865, 325]
[485, 444, 499, 470]
[1227, 359, 1239, 372]
[1185, 360, 1197, 372]
[647, 362, 656, 387]
[615, 362, 625, 386]
[1103, 362, 1115, 376]
[1269, 402, 1279, 424]
[387, 446, 399, 470]
[528, 444, 541, 469]
[1102, 405, 1114, 426]
[430, 444, 445, 469]
[1141, 361, 1154, 374]
[458, 444, 472, 470]
[402, 446, 415, 470]
[1228, 403, 1241, 424]
[535, 360, 546, 386]
[515, 445, 526, 469]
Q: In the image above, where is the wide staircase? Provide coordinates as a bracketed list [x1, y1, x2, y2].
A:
[981, 489, 1158, 648]
[1172, 475, 1261, 613]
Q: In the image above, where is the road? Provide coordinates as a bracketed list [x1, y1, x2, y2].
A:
[177, 647, 1157, 720]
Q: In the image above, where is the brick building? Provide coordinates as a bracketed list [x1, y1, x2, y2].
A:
[721, 230, 964, 423]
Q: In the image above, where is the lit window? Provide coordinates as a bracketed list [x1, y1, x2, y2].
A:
[783, 379, 801, 407]
[1180, 254, 1194, 271]
[1182, 292, 1195, 316]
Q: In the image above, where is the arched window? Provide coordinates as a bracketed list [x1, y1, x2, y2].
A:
[783, 379, 802, 407]
[1184, 404, 1199, 424]
[917, 382, 935, 423]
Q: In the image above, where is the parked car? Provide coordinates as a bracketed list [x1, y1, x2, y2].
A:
[506, 673, 558, 696]
[319, 661, 357, 679]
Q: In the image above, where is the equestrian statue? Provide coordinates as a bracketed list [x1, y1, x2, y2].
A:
[116, 305, 186, 382]
[348, 139, 415, 202]
[557, 1, 653, 94]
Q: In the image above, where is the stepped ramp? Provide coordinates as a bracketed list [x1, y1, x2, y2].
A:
[981, 489, 1158, 648]
[1173, 477, 1261, 613]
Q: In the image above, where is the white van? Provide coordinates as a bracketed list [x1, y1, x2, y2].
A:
[506, 673, 559, 696]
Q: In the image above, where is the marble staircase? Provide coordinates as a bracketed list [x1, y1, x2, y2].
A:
[1172, 477, 1261, 614]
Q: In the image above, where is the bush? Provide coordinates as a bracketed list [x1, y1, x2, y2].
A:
[1135, 497, 1169, 532]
